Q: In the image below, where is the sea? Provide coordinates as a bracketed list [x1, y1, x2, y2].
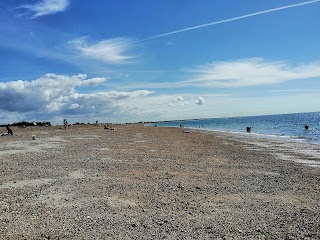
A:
[150, 112, 320, 145]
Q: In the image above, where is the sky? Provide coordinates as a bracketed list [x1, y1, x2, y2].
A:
[0, 0, 319, 124]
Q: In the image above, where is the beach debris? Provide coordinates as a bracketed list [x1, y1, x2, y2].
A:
[183, 130, 192, 133]
[32, 135, 37, 140]
[304, 124, 309, 130]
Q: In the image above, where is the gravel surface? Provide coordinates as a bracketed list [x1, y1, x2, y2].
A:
[0, 124, 319, 239]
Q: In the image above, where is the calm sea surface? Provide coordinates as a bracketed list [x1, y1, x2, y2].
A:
[150, 112, 320, 144]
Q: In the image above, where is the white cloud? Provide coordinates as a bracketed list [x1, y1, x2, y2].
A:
[175, 96, 184, 102]
[184, 58, 320, 88]
[168, 96, 205, 106]
[0, 73, 152, 124]
[194, 97, 205, 105]
[69, 37, 136, 64]
[69, 103, 79, 109]
[19, 0, 70, 18]
[81, 77, 108, 86]
[169, 96, 189, 106]
[119, 73, 129, 78]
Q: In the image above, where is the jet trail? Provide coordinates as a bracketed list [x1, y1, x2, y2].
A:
[134, 0, 319, 44]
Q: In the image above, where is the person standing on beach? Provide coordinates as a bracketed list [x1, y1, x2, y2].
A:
[6, 126, 13, 135]
[63, 119, 68, 130]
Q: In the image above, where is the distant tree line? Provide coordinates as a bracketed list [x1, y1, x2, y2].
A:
[0, 121, 52, 127]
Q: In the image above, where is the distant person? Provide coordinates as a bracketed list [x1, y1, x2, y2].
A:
[6, 126, 13, 135]
[246, 127, 251, 133]
[304, 124, 309, 130]
[104, 124, 114, 130]
[63, 119, 68, 130]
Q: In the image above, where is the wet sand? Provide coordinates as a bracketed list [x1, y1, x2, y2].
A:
[0, 124, 319, 239]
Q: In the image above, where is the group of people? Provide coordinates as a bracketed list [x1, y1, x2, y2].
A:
[246, 124, 310, 133]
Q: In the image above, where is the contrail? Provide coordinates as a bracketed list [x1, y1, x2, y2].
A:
[133, 0, 319, 44]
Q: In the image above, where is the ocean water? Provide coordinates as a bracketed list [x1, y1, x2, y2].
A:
[151, 112, 320, 144]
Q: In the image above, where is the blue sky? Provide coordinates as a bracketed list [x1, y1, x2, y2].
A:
[0, 0, 319, 124]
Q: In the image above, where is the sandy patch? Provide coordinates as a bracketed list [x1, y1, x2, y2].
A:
[107, 196, 137, 208]
[67, 170, 86, 179]
[252, 193, 316, 206]
[0, 178, 54, 189]
[251, 170, 280, 176]
[276, 153, 320, 168]
[37, 190, 74, 208]
[205, 193, 313, 208]
[36, 187, 137, 209]
[204, 194, 244, 207]
[294, 159, 320, 168]
[91, 147, 111, 151]
[0, 136, 67, 156]
[72, 135, 101, 140]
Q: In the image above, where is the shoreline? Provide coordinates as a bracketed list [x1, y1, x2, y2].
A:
[155, 125, 320, 145]
[147, 111, 320, 145]
[154, 125, 320, 168]
[1, 124, 319, 239]
[200, 128, 320, 168]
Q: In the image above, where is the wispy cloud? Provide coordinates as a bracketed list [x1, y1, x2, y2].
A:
[270, 89, 320, 93]
[184, 58, 320, 88]
[114, 58, 320, 90]
[80, 77, 108, 86]
[18, 0, 70, 18]
[69, 37, 136, 64]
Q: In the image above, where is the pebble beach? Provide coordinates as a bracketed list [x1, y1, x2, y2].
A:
[0, 124, 319, 239]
